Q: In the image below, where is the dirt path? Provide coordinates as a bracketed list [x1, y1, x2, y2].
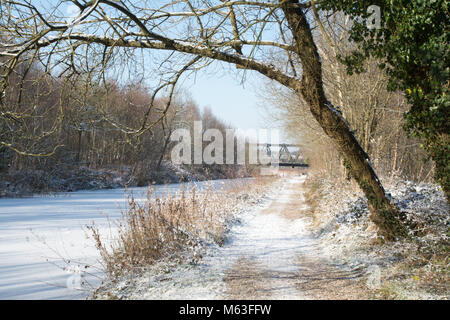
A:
[221, 175, 370, 300]
[97, 175, 371, 299]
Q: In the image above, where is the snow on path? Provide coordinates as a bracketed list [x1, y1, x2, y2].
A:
[118, 175, 318, 300]
[0, 180, 235, 300]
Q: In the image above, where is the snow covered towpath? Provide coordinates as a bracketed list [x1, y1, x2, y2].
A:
[99, 175, 368, 300]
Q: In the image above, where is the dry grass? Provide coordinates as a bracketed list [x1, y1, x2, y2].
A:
[89, 177, 275, 279]
[293, 254, 371, 300]
[224, 258, 273, 299]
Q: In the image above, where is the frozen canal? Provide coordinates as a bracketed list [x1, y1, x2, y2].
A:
[0, 179, 237, 299]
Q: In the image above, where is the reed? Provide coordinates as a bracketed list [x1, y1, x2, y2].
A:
[89, 177, 274, 278]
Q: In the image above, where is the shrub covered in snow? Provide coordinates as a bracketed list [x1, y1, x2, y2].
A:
[305, 175, 449, 299]
[90, 177, 276, 281]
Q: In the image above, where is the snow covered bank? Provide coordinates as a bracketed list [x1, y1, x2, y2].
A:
[93, 175, 371, 300]
[305, 176, 449, 299]
[92, 178, 284, 299]
[0, 161, 253, 198]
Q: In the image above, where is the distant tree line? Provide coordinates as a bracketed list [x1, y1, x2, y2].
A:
[0, 59, 248, 180]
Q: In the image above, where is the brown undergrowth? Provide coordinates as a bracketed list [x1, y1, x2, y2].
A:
[89, 177, 275, 279]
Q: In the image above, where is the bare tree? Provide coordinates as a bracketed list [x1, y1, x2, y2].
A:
[263, 13, 433, 184]
[0, 0, 407, 238]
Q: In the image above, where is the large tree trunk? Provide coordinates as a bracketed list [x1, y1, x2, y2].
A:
[282, 2, 407, 240]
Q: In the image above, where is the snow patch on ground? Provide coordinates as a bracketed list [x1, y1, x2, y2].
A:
[94, 177, 320, 300]
[307, 176, 449, 299]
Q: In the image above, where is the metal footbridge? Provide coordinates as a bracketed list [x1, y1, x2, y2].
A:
[255, 143, 309, 168]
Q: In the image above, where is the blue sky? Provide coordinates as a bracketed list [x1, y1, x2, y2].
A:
[185, 68, 267, 130]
